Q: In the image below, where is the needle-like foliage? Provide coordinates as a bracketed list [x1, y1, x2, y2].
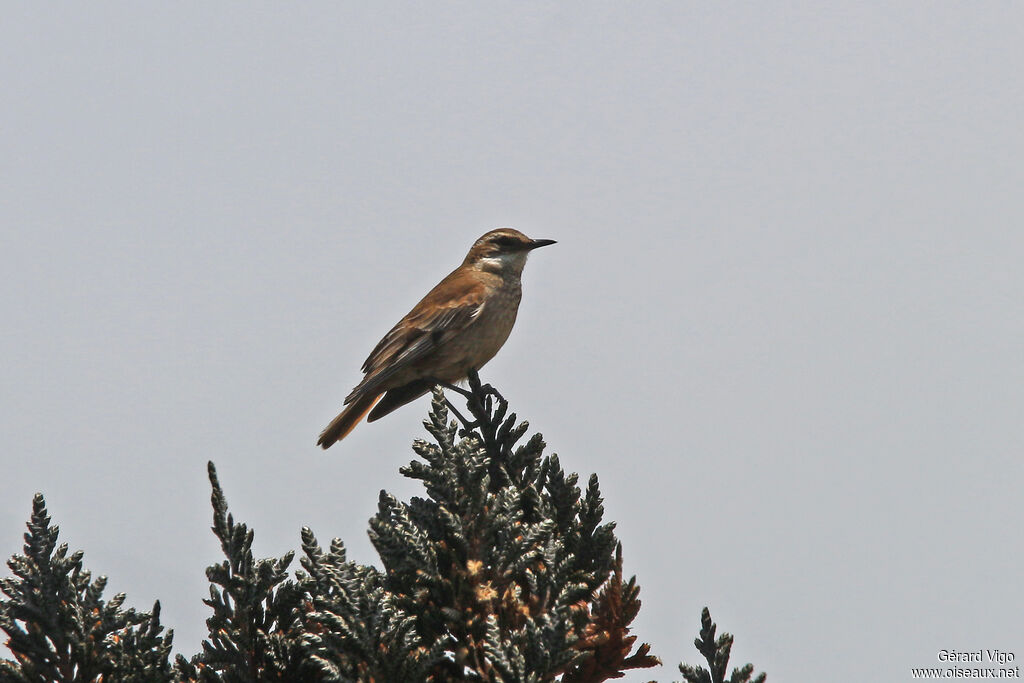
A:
[173, 463, 307, 682]
[0, 494, 173, 683]
[676, 608, 765, 683]
[2, 376, 762, 682]
[367, 374, 659, 681]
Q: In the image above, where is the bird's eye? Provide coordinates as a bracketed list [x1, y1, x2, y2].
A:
[492, 236, 516, 247]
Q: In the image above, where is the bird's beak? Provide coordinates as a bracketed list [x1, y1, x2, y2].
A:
[528, 238, 557, 250]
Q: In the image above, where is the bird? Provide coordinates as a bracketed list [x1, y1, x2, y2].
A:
[317, 228, 556, 449]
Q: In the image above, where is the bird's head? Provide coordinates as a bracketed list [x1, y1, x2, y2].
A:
[463, 228, 556, 275]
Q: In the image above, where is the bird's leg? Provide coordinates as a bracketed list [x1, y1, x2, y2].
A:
[434, 371, 509, 441]
[462, 372, 515, 488]
[463, 369, 505, 405]
[430, 379, 480, 432]
[460, 370, 505, 453]
[442, 395, 478, 432]
[433, 379, 473, 400]
[465, 370, 508, 419]
[479, 383, 505, 403]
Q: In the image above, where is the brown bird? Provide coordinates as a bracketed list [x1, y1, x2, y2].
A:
[317, 228, 555, 449]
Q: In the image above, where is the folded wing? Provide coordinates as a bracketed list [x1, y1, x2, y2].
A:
[345, 268, 487, 404]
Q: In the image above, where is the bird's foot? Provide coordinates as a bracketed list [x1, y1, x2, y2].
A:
[433, 379, 473, 399]
[434, 370, 509, 439]
[479, 383, 505, 403]
[442, 396, 479, 433]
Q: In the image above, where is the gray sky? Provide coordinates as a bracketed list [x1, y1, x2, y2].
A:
[3, 4, 1022, 681]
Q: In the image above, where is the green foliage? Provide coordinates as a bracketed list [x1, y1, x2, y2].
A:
[0, 494, 173, 683]
[1, 375, 762, 682]
[372, 378, 644, 680]
[676, 608, 764, 683]
[173, 463, 307, 682]
[296, 527, 441, 681]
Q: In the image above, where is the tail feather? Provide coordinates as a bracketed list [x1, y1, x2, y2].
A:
[317, 392, 382, 449]
[367, 379, 434, 423]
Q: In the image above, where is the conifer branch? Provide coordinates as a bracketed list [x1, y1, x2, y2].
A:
[677, 607, 765, 683]
[175, 462, 305, 682]
[559, 544, 660, 682]
[2, 378, 766, 682]
[0, 494, 173, 682]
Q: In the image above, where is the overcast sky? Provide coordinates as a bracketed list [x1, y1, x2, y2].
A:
[3, 4, 1023, 681]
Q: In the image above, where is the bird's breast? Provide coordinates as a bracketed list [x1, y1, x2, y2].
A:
[469, 282, 522, 353]
[436, 280, 522, 379]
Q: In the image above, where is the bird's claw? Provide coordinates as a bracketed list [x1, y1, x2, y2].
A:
[479, 383, 506, 403]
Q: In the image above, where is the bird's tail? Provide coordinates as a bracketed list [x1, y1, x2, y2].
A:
[317, 392, 382, 449]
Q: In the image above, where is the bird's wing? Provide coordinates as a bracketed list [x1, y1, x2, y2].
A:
[345, 267, 486, 402]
